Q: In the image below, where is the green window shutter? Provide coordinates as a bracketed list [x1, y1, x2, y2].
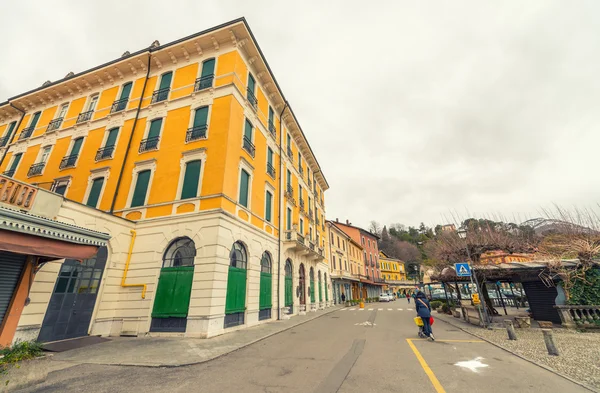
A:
[5, 121, 16, 137]
[300, 219, 304, 233]
[148, 118, 162, 139]
[265, 191, 272, 222]
[151, 266, 194, 318]
[30, 112, 41, 128]
[181, 160, 201, 199]
[285, 277, 293, 306]
[319, 280, 322, 302]
[247, 74, 255, 93]
[9, 153, 22, 171]
[268, 107, 274, 124]
[70, 138, 83, 156]
[131, 170, 151, 207]
[55, 185, 67, 196]
[267, 148, 273, 166]
[225, 266, 247, 314]
[310, 278, 315, 303]
[86, 177, 104, 208]
[193, 107, 209, 128]
[259, 272, 272, 310]
[325, 281, 329, 301]
[201, 59, 216, 77]
[119, 82, 133, 100]
[105, 128, 119, 147]
[239, 169, 250, 207]
[244, 119, 253, 140]
[159, 72, 173, 90]
[287, 208, 291, 230]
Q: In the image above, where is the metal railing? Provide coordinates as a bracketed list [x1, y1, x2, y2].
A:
[46, 118, 63, 132]
[27, 162, 45, 177]
[77, 110, 94, 123]
[95, 146, 115, 161]
[139, 136, 160, 152]
[59, 154, 78, 169]
[285, 185, 296, 205]
[3, 169, 15, 177]
[247, 88, 258, 109]
[267, 163, 276, 179]
[0, 135, 9, 147]
[268, 121, 276, 137]
[186, 125, 208, 142]
[19, 127, 34, 140]
[110, 98, 128, 113]
[243, 136, 255, 157]
[194, 74, 214, 91]
[151, 88, 170, 104]
[0, 175, 37, 210]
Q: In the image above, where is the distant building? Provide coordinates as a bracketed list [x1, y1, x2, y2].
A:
[441, 224, 456, 232]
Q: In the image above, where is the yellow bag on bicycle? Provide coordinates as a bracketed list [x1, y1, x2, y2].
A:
[414, 316, 424, 327]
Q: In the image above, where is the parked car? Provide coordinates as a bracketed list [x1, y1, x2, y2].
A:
[379, 293, 392, 302]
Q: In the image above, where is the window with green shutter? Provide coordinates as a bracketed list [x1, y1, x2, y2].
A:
[105, 128, 119, 147]
[239, 169, 250, 207]
[70, 137, 84, 156]
[287, 169, 291, 187]
[265, 191, 272, 222]
[247, 74, 255, 95]
[181, 160, 201, 199]
[9, 153, 22, 171]
[287, 208, 292, 230]
[244, 119, 253, 140]
[148, 118, 162, 139]
[86, 177, 104, 208]
[201, 59, 215, 78]
[159, 72, 173, 91]
[119, 82, 133, 101]
[267, 148, 273, 166]
[193, 107, 209, 128]
[30, 112, 41, 129]
[268, 107, 274, 125]
[131, 170, 151, 207]
[300, 219, 304, 234]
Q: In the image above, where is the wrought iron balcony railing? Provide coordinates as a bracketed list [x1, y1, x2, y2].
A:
[3, 169, 15, 177]
[268, 121, 276, 137]
[151, 88, 170, 104]
[246, 88, 258, 109]
[194, 74, 214, 91]
[186, 125, 208, 142]
[59, 154, 78, 169]
[27, 162, 45, 177]
[19, 127, 34, 140]
[0, 135, 9, 147]
[46, 118, 63, 132]
[95, 146, 115, 161]
[243, 136, 255, 157]
[267, 163, 276, 179]
[110, 98, 128, 113]
[139, 136, 160, 152]
[76, 110, 94, 123]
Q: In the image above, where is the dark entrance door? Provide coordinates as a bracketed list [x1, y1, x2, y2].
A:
[38, 247, 107, 342]
[0, 252, 27, 330]
[299, 264, 306, 305]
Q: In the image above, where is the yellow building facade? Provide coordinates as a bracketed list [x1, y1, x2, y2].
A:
[0, 18, 331, 341]
[379, 251, 413, 295]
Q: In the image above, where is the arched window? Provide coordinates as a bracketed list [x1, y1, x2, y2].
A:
[285, 259, 293, 277]
[163, 237, 196, 267]
[230, 241, 247, 269]
[261, 252, 272, 273]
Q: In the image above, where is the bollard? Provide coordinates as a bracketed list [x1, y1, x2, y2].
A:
[504, 320, 517, 340]
[542, 329, 559, 356]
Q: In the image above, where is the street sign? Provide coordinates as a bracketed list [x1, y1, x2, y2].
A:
[455, 262, 471, 277]
[472, 293, 481, 304]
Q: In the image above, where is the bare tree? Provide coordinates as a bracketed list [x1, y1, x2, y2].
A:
[369, 220, 382, 235]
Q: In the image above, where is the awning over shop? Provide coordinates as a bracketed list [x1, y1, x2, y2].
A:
[0, 230, 99, 260]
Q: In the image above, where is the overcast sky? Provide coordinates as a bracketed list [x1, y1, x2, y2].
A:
[1, 1, 598, 229]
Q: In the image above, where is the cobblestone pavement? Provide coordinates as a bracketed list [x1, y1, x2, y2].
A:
[463, 326, 600, 390]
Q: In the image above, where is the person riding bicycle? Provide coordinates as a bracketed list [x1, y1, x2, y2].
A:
[415, 291, 435, 341]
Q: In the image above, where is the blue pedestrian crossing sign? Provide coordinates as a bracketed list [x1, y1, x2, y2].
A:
[455, 263, 471, 277]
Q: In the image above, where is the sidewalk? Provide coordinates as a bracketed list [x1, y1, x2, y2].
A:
[435, 311, 600, 392]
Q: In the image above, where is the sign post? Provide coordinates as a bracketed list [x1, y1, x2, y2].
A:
[455, 262, 485, 327]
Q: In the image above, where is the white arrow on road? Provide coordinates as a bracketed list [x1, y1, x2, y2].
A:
[455, 357, 489, 373]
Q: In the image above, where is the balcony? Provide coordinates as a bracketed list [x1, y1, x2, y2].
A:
[267, 163, 276, 179]
[283, 229, 324, 261]
[110, 98, 128, 113]
[46, 118, 63, 132]
[299, 198, 305, 211]
[19, 127, 34, 140]
[287, 147, 292, 159]
[139, 136, 160, 153]
[186, 125, 208, 142]
[27, 162, 45, 177]
[285, 184, 296, 206]
[76, 110, 94, 124]
[151, 88, 170, 104]
[3, 169, 15, 177]
[0, 135, 9, 147]
[59, 154, 78, 169]
[0, 174, 38, 211]
[194, 74, 214, 91]
[246, 88, 258, 110]
[243, 136, 255, 157]
[268, 121, 276, 138]
[95, 146, 115, 161]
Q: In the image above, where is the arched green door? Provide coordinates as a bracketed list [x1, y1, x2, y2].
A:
[259, 252, 272, 321]
[285, 259, 293, 312]
[225, 242, 247, 328]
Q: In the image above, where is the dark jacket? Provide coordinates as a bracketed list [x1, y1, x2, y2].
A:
[415, 292, 431, 318]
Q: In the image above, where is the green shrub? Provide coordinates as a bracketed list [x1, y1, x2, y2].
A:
[0, 341, 44, 374]
[430, 301, 442, 310]
[441, 303, 451, 313]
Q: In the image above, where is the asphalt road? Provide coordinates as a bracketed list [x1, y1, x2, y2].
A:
[20, 301, 589, 393]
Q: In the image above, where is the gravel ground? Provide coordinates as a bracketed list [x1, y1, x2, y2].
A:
[464, 327, 600, 390]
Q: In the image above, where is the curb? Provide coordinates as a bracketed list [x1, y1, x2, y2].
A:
[437, 315, 599, 393]
[57, 306, 343, 369]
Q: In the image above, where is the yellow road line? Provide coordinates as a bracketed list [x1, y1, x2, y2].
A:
[406, 339, 446, 393]
[411, 339, 484, 343]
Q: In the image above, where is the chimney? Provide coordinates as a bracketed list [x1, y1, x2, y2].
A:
[336, 218, 339, 222]
[346, 219, 349, 225]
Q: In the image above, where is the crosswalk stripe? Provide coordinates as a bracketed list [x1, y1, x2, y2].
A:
[358, 308, 364, 311]
[388, 308, 393, 311]
[340, 308, 347, 311]
[407, 308, 413, 311]
[378, 308, 383, 311]
[349, 308, 356, 311]
[398, 308, 403, 311]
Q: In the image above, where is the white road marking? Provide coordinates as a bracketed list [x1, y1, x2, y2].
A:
[340, 309, 347, 311]
[349, 308, 356, 311]
[388, 308, 393, 311]
[397, 308, 403, 311]
[355, 321, 376, 326]
[407, 308, 413, 311]
[368, 308, 374, 311]
[358, 308, 364, 311]
[378, 308, 383, 311]
[454, 357, 489, 373]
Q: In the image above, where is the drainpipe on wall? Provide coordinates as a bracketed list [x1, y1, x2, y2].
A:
[0, 103, 26, 168]
[277, 101, 289, 320]
[109, 53, 152, 213]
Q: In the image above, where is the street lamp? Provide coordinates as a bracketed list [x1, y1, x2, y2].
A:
[457, 228, 488, 326]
